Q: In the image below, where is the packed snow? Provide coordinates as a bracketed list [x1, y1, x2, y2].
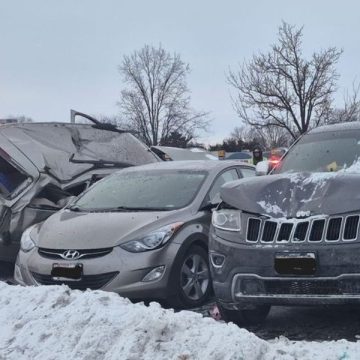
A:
[0, 282, 360, 359]
[257, 200, 287, 217]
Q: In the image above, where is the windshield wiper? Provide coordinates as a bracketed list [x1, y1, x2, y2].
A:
[68, 205, 171, 212]
[105, 206, 170, 212]
[69, 154, 134, 168]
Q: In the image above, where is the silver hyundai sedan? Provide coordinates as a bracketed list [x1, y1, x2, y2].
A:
[15, 160, 254, 308]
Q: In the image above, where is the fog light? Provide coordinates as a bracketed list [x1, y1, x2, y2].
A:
[210, 253, 226, 268]
[142, 266, 165, 282]
[240, 279, 265, 295]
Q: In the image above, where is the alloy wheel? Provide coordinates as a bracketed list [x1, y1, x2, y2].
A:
[180, 253, 210, 301]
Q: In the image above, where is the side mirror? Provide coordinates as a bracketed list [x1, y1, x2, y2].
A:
[256, 160, 270, 176]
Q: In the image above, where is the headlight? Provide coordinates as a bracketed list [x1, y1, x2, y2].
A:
[120, 222, 183, 253]
[20, 225, 37, 252]
[212, 209, 241, 232]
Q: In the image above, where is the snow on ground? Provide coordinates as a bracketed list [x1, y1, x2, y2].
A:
[0, 282, 359, 360]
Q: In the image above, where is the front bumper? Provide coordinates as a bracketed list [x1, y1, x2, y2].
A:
[210, 231, 360, 308]
[15, 243, 181, 300]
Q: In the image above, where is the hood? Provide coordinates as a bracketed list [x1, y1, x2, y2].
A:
[221, 172, 360, 218]
[37, 209, 176, 249]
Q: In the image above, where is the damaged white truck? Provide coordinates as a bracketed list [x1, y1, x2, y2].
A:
[0, 115, 158, 264]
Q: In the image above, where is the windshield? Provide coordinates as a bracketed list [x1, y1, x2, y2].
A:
[275, 130, 360, 174]
[72, 169, 208, 211]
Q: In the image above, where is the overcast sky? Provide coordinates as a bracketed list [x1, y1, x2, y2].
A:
[1, 0, 359, 144]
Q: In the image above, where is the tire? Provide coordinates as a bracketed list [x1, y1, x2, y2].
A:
[217, 302, 270, 326]
[168, 245, 212, 309]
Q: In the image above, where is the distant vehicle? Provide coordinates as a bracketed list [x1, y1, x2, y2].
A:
[210, 122, 360, 324]
[15, 161, 255, 308]
[151, 146, 218, 161]
[225, 152, 252, 163]
[0, 115, 159, 264]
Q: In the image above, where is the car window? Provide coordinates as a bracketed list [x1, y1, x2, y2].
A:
[0, 155, 29, 199]
[208, 169, 239, 204]
[240, 167, 256, 178]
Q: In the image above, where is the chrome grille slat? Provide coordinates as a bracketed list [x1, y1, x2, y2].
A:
[309, 219, 325, 242]
[277, 223, 293, 242]
[326, 217, 342, 241]
[293, 222, 309, 242]
[344, 216, 360, 241]
[261, 221, 277, 242]
[247, 218, 261, 242]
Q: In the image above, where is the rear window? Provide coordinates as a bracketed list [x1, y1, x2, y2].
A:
[0, 156, 29, 198]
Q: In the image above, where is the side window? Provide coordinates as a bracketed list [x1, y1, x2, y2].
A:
[240, 167, 256, 178]
[208, 169, 238, 204]
[0, 156, 29, 198]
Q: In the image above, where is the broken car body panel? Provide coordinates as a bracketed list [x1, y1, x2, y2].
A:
[0, 122, 159, 262]
[221, 172, 360, 218]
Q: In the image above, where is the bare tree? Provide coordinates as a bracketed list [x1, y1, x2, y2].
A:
[230, 124, 290, 149]
[326, 83, 360, 124]
[118, 45, 209, 146]
[228, 22, 342, 140]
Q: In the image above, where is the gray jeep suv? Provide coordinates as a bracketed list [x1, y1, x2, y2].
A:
[209, 122, 360, 324]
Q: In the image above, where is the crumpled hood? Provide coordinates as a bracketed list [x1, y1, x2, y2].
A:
[37, 210, 176, 249]
[220, 172, 360, 218]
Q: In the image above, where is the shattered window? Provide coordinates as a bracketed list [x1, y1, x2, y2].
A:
[0, 156, 28, 198]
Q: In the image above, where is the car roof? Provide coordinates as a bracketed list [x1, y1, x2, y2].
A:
[309, 122, 360, 134]
[119, 160, 255, 173]
[0, 122, 158, 182]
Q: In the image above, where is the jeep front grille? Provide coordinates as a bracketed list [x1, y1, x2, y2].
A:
[246, 215, 360, 243]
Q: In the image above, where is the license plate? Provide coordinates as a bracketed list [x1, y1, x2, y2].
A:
[275, 252, 316, 275]
[51, 263, 83, 280]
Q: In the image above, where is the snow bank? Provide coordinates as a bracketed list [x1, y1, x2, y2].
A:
[0, 282, 359, 360]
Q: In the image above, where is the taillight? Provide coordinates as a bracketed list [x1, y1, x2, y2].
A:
[269, 156, 281, 169]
